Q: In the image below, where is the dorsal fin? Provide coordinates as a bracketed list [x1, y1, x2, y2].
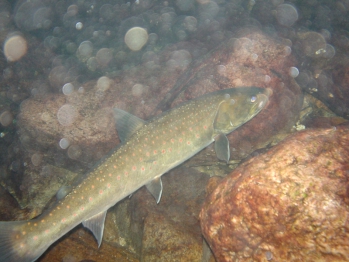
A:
[113, 108, 146, 142]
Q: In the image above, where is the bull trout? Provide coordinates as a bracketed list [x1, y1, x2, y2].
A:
[0, 87, 269, 261]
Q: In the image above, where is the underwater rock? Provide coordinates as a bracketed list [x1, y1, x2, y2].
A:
[104, 167, 208, 261]
[200, 123, 349, 262]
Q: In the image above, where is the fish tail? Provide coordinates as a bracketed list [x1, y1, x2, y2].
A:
[0, 220, 45, 262]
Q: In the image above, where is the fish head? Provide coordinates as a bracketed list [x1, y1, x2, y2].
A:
[213, 87, 270, 134]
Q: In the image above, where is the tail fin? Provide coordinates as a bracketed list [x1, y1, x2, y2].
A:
[0, 221, 45, 262]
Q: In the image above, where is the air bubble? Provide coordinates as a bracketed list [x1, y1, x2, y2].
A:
[275, 4, 298, 27]
[0, 111, 13, 126]
[132, 84, 144, 97]
[57, 104, 78, 126]
[3, 34, 28, 62]
[59, 138, 70, 149]
[31, 153, 43, 166]
[75, 22, 83, 30]
[97, 76, 112, 91]
[289, 67, 299, 78]
[78, 41, 93, 58]
[124, 27, 148, 51]
[67, 145, 82, 160]
[62, 83, 74, 95]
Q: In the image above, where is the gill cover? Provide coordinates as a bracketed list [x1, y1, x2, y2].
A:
[213, 90, 268, 135]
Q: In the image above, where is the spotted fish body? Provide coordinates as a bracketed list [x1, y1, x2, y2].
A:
[0, 87, 269, 262]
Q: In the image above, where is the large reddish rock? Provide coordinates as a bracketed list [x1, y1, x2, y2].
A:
[200, 123, 349, 262]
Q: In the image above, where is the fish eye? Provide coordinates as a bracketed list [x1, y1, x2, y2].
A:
[250, 95, 257, 103]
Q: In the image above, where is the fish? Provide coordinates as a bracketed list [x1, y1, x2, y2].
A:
[0, 87, 269, 262]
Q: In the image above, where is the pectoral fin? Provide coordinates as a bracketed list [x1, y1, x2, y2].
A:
[82, 210, 107, 247]
[146, 177, 163, 204]
[214, 133, 230, 163]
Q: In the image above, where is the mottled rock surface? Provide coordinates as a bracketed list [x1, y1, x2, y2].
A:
[104, 167, 208, 261]
[201, 123, 349, 262]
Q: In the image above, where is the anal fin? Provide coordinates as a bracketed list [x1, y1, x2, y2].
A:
[146, 177, 163, 204]
[82, 211, 107, 247]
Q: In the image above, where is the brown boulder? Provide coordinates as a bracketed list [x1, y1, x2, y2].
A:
[201, 123, 349, 261]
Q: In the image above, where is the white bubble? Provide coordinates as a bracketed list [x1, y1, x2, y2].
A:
[75, 22, 83, 30]
[67, 5, 78, 16]
[199, 1, 219, 19]
[0, 111, 13, 126]
[217, 65, 226, 75]
[124, 27, 149, 51]
[320, 29, 331, 41]
[97, 76, 112, 91]
[148, 33, 158, 45]
[132, 84, 144, 97]
[59, 138, 70, 149]
[284, 46, 292, 56]
[322, 44, 336, 59]
[264, 75, 271, 83]
[184, 16, 197, 32]
[251, 53, 258, 61]
[31, 153, 43, 166]
[62, 83, 74, 95]
[87, 57, 98, 71]
[169, 49, 192, 69]
[176, 30, 187, 40]
[300, 31, 326, 57]
[57, 104, 78, 126]
[99, 4, 114, 20]
[271, 0, 284, 6]
[3, 34, 28, 62]
[265, 251, 273, 261]
[176, 0, 194, 12]
[78, 86, 85, 93]
[67, 145, 82, 160]
[275, 4, 298, 27]
[78, 41, 93, 58]
[289, 67, 299, 78]
[96, 48, 113, 67]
